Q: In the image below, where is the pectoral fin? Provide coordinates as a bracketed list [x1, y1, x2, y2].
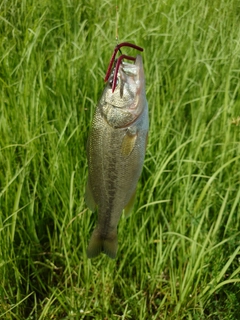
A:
[121, 129, 137, 157]
[84, 178, 96, 212]
[124, 190, 136, 218]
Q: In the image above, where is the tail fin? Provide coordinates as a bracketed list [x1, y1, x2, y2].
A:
[87, 228, 118, 259]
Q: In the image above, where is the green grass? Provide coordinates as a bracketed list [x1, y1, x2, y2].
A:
[1, 0, 240, 318]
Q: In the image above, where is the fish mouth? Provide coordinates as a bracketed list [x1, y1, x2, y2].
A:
[104, 56, 145, 114]
[104, 42, 144, 92]
[101, 46, 146, 128]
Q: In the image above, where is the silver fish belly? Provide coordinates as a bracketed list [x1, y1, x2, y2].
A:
[85, 55, 148, 259]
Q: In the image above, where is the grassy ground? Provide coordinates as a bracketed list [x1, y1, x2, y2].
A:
[1, 0, 240, 318]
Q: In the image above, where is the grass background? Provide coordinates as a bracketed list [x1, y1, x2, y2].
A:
[1, 0, 240, 318]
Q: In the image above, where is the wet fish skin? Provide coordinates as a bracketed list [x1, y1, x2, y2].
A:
[85, 55, 148, 259]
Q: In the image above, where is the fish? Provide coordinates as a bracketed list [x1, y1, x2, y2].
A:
[85, 44, 148, 259]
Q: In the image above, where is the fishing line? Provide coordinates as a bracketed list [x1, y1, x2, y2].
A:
[115, 2, 122, 54]
[115, 1, 119, 43]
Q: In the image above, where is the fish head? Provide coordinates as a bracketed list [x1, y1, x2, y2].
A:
[99, 55, 147, 128]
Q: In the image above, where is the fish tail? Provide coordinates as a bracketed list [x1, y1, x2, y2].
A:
[87, 228, 118, 259]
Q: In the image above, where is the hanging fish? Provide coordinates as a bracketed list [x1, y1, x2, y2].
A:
[85, 42, 149, 259]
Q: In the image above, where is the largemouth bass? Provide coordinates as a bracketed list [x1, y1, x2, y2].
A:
[85, 47, 148, 259]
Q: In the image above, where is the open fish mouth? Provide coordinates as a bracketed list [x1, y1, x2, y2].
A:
[104, 42, 144, 92]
